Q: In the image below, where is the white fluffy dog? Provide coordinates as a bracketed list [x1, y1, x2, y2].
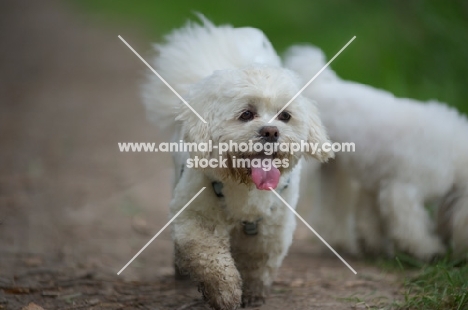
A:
[142, 20, 332, 309]
[284, 45, 468, 261]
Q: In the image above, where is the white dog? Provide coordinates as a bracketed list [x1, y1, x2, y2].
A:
[284, 45, 468, 261]
[141, 19, 333, 309]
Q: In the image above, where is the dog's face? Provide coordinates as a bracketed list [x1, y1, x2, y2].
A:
[177, 65, 333, 189]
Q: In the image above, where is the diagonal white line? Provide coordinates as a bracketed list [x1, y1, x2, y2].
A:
[270, 187, 357, 274]
[118, 35, 207, 124]
[117, 187, 206, 275]
[268, 36, 356, 123]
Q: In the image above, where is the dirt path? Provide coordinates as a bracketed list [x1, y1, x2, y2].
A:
[0, 1, 402, 309]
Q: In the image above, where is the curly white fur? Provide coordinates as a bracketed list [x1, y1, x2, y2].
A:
[142, 20, 332, 309]
[285, 45, 468, 260]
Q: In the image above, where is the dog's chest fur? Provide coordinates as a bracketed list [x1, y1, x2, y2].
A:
[211, 174, 292, 231]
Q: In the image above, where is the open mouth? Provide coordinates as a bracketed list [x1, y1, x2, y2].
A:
[245, 153, 281, 191]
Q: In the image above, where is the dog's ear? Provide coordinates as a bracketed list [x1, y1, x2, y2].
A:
[175, 77, 223, 160]
[305, 100, 334, 162]
[177, 108, 211, 160]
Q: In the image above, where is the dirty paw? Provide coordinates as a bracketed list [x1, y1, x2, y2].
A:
[241, 294, 265, 308]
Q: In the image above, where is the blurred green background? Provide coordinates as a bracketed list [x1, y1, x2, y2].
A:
[71, 0, 468, 114]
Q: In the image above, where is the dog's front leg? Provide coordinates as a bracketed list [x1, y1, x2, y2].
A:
[173, 218, 242, 310]
[231, 240, 271, 307]
[231, 214, 295, 308]
[175, 238, 242, 310]
[378, 182, 445, 260]
[171, 176, 242, 310]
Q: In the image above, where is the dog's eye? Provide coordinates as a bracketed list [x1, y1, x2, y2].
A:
[239, 110, 254, 122]
[278, 111, 291, 122]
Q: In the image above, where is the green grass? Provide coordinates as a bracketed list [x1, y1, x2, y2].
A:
[370, 254, 468, 310]
[399, 261, 468, 310]
[69, 0, 468, 114]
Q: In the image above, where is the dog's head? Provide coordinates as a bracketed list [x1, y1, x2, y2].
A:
[177, 65, 333, 189]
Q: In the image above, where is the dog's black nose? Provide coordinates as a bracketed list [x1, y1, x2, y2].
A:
[259, 126, 279, 142]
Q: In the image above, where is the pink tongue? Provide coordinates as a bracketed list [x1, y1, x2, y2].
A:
[251, 161, 281, 190]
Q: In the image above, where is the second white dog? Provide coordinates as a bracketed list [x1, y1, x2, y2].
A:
[285, 45, 468, 261]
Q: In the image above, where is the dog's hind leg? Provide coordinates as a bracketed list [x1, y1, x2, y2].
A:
[378, 182, 446, 260]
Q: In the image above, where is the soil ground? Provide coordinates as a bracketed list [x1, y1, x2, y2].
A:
[0, 1, 402, 309]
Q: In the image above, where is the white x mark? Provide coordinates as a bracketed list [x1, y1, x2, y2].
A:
[268, 36, 356, 123]
[270, 187, 357, 274]
[117, 187, 206, 275]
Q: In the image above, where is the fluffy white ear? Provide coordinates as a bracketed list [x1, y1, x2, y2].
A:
[305, 100, 334, 162]
[177, 106, 211, 160]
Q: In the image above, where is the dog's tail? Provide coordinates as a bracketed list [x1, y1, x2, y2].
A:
[283, 45, 339, 87]
[141, 16, 281, 130]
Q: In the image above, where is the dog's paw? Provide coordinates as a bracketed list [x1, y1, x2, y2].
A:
[241, 294, 265, 308]
[411, 238, 447, 262]
[199, 282, 242, 310]
[174, 263, 190, 281]
[241, 283, 268, 308]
